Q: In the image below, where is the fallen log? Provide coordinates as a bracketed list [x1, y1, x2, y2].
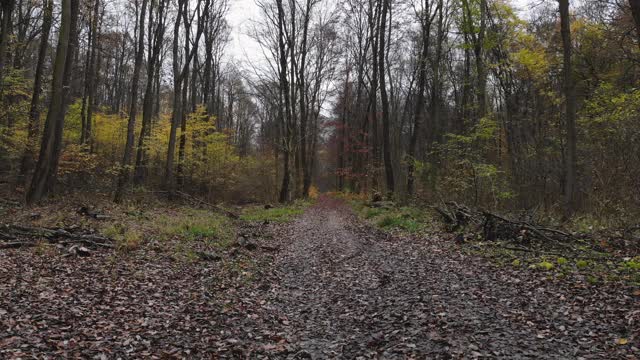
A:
[0, 224, 114, 250]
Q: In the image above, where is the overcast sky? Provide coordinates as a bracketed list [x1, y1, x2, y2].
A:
[225, 0, 537, 64]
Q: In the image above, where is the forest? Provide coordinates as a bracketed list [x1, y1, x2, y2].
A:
[0, 0, 639, 357]
[0, 0, 636, 217]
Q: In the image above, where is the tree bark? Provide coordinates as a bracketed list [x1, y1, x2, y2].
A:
[276, 0, 292, 203]
[368, 0, 381, 192]
[406, 0, 434, 196]
[475, 0, 487, 119]
[378, 0, 394, 196]
[559, 0, 578, 216]
[630, 0, 640, 49]
[114, 0, 148, 202]
[19, 0, 53, 185]
[83, 0, 101, 150]
[26, 0, 78, 204]
[165, 0, 208, 196]
[165, 0, 185, 196]
[337, 63, 350, 191]
[0, 0, 14, 94]
[298, 0, 313, 198]
[134, 0, 167, 185]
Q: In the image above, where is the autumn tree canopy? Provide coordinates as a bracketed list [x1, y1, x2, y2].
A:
[0, 0, 638, 219]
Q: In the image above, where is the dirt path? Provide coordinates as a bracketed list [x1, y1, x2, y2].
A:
[1, 196, 638, 358]
[243, 196, 638, 358]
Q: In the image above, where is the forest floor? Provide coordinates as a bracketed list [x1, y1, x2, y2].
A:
[0, 194, 639, 358]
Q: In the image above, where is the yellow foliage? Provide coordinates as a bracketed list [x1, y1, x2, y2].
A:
[94, 111, 128, 160]
[308, 185, 319, 199]
[4, 97, 278, 202]
[58, 144, 99, 176]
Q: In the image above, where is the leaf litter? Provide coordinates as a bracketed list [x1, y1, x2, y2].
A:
[1, 195, 638, 358]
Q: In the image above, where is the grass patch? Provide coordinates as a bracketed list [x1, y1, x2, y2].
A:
[347, 196, 434, 234]
[365, 207, 385, 219]
[240, 199, 311, 223]
[103, 223, 144, 252]
[377, 214, 421, 232]
[157, 208, 234, 247]
[98, 205, 236, 257]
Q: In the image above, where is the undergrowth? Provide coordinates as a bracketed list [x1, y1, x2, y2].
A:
[240, 199, 312, 223]
[156, 208, 234, 245]
[338, 192, 640, 286]
[469, 244, 640, 286]
[98, 203, 236, 259]
[337, 192, 436, 234]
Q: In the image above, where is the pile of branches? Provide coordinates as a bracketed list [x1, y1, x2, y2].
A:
[0, 224, 114, 253]
[433, 202, 479, 231]
[480, 211, 574, 245]
[433, 202, 574, 245]
[433, 202, 640, 256]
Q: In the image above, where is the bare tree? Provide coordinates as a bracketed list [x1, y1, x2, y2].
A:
[406, 0, 439, 196]
[114, 0, 149, 202]
[27, 0, 79, 203]
[378, 0, 394, 195]
[19, 0, 53, 184]
[559, 0, 578, 215]
[134, 0, 168, 185]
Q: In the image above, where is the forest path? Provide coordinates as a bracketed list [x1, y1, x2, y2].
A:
[0, 196, 637, 358]
[245, 195, 637, 358]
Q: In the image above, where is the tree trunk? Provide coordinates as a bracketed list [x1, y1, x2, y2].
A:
[84, 0, 101, 150]
[26, 0, 77, 204]
[176, 62, 190, 188]
[298, 0, 312, 198]
[630, 0, 640, 48]
[134, 0, 167, 185]
[276, 0, 292, 203]
[19, 0, 53, 185]
[475, 0, 486, 120]
[165, 0, 208, 195]
[559, 0, 578, 216]
[337, 63, 350, 191]
[406, 0, 433, 196]
[80, 12, 92, 145]
[114, 0, 148, 202]
[378, 0, 394, 196]
[0, 0, 14, 94]
[428, 0, 444, 144]
[368, 0, 381, 192]
[165, 0, 185, 196]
